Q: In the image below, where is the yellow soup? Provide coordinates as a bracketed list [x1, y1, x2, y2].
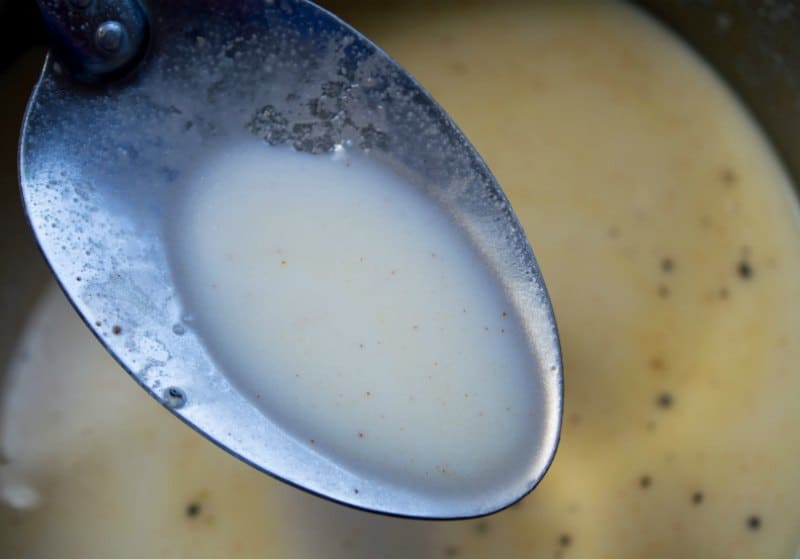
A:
[3, 1, 800, 558]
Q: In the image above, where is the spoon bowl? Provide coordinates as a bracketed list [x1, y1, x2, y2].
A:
[19, 0, 562, 518]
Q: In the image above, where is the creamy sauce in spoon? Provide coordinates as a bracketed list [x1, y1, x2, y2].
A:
[169, 143, 546, 493]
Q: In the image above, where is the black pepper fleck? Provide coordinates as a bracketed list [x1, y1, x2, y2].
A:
[639, 475, 652, 489]
[112, 325, 122, 335]
[660, 258, 674, 273]
[720, 168, 737, 185]
[747, 515, 761, 531]
[656, 392, 674, 409]
[650, 357, 666, 372]
[559, 533, 572, 547]
[657, 285, 670, 299]
[738, 260, 753, 280]
[474, 521, 490, 535]
[692, 491, 703, 505]
[186, 502, 201, 518]
[443, 545, 460, 557]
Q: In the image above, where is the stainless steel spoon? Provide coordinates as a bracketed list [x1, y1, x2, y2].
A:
[19, 0, 562, 519]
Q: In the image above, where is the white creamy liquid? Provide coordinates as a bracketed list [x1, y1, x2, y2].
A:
[169, 143, 546, 493]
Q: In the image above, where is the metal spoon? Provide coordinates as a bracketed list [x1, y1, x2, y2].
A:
[19, 0, 562, 519]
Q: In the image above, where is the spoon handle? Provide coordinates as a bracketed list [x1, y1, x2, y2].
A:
[35, 0, 149, 83]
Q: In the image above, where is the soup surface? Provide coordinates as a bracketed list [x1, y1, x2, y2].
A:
[3, 1, 800, 557]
